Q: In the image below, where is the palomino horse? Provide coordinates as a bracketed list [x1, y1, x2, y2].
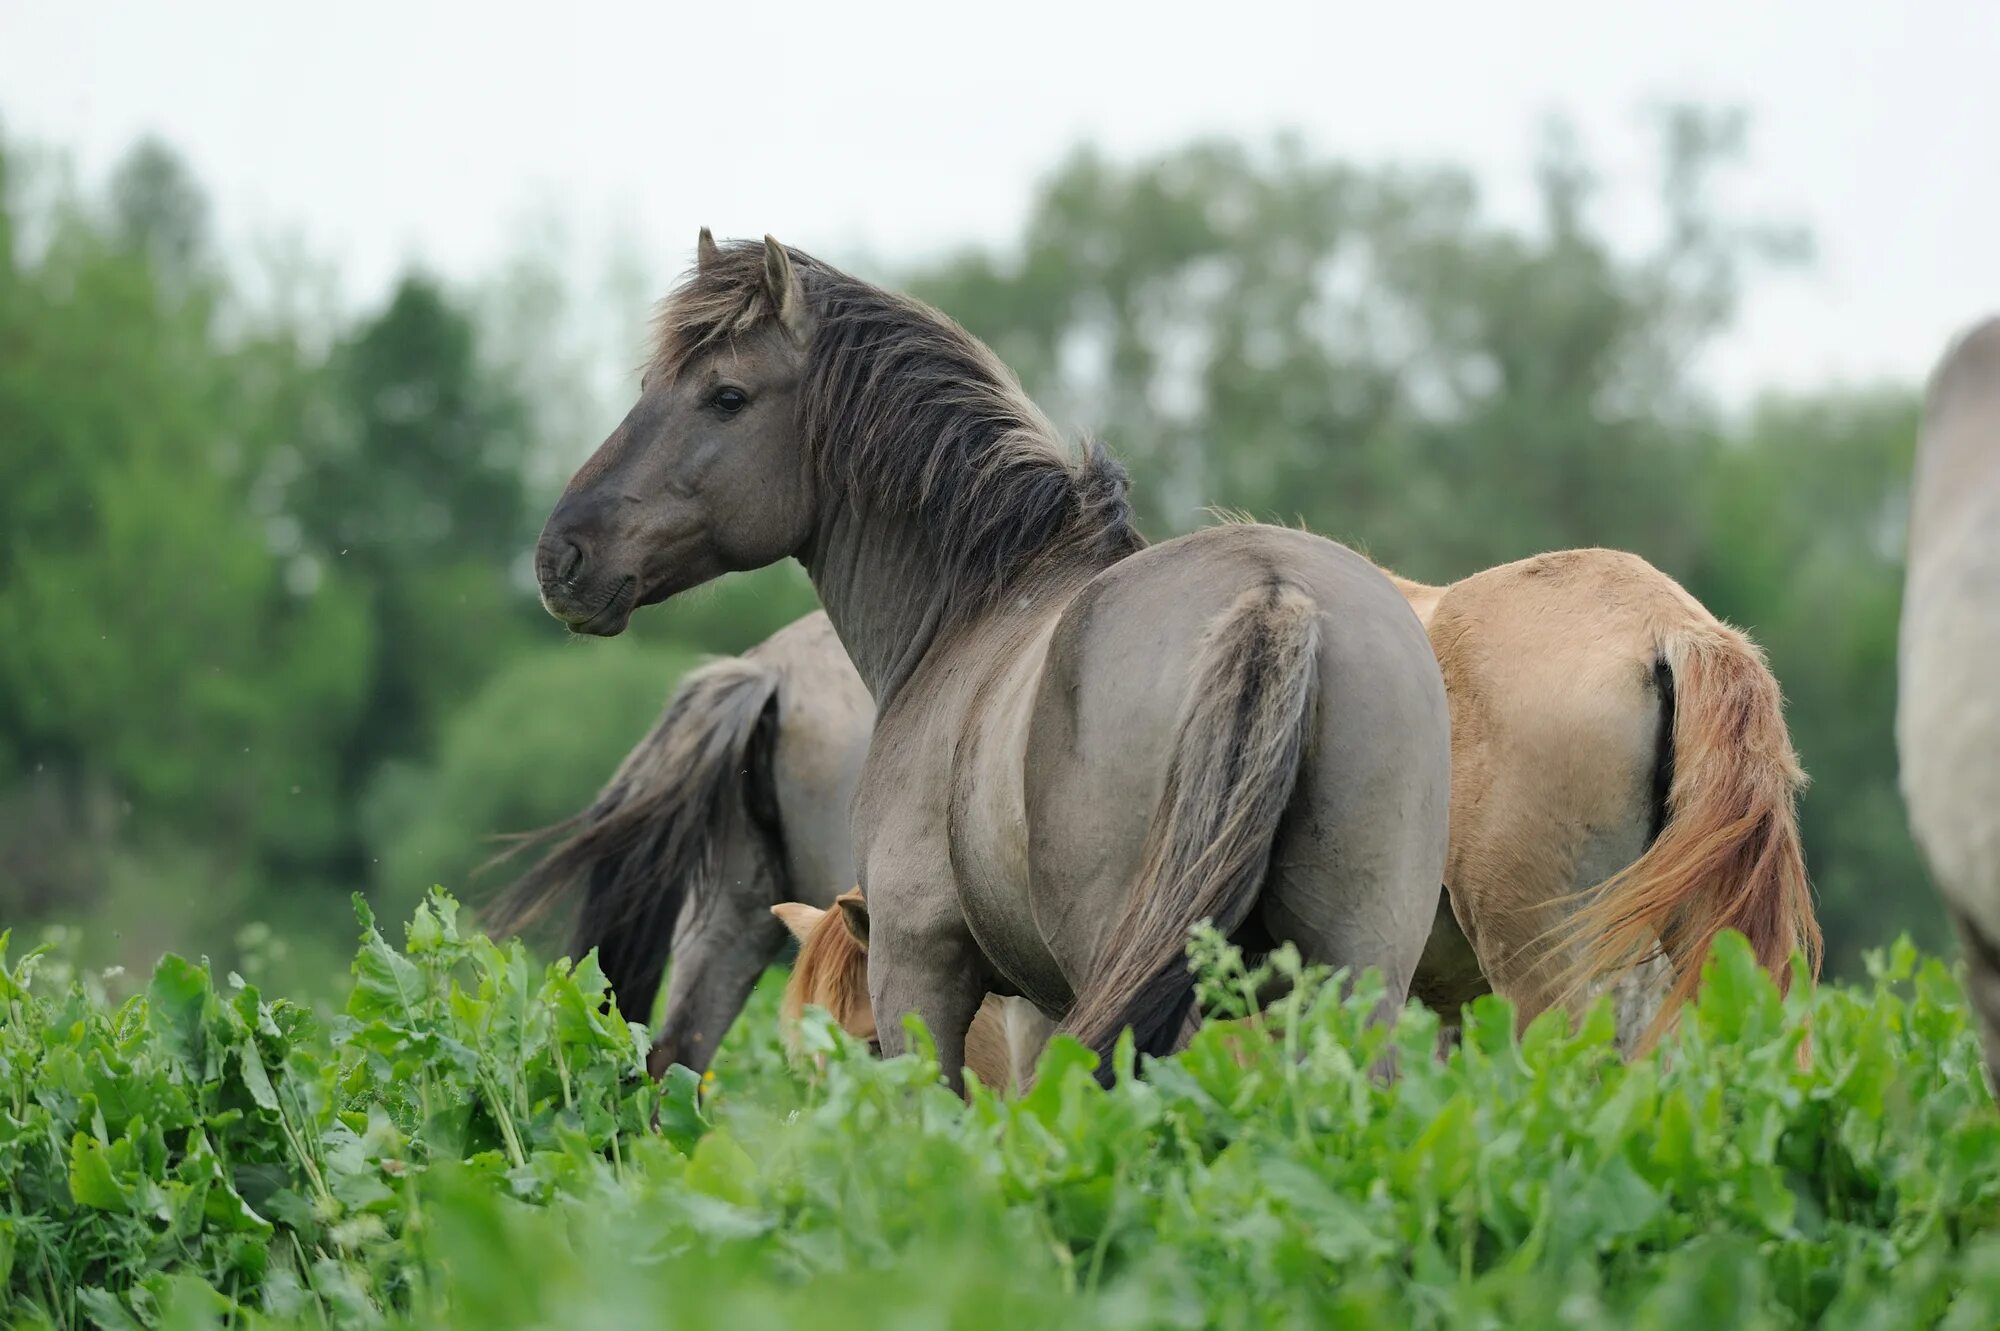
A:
[1900, 316, 2000, 1086]
[535, 233, 1451, 1089]
[1392, 548, 1818, 1047]
[486, 612, 872, 1078]
[780, 548, 1820, 1074]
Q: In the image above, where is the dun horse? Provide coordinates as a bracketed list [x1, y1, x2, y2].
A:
[780, 547, 1819, 1074]
[1390, 548, 1817, 1047]
[486, 612, 871, 1078]
[1900, 315, 2000, 1086]
[535, 233, 1452, 1088]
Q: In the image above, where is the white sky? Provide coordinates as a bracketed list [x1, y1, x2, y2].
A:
[4, 0, 1996, 403]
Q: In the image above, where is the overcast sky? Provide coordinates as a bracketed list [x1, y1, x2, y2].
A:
[4, 0, 1995, 402]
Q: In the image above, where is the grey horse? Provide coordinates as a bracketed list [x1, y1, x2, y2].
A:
[487, 612, 870, 1078]
[1900, 315, 2000, 1086]
[532, 233, 1451, 1088]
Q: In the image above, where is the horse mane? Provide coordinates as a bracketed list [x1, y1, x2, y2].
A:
[781, 901, 871, 1033]
[650, 240, 1145, 621]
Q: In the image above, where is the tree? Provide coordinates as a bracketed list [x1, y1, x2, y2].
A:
[271, 275, 545, 863]
[0, 138, 372, 922]
[1689, 390, 1937, 961]
[910, 108, 1803, 582]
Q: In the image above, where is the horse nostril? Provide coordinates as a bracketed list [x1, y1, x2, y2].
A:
[556, 540, 585, 584]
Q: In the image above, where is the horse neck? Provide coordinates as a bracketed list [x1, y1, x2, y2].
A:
[802, 490, 1104, 711]
[802, 495, 958, 709]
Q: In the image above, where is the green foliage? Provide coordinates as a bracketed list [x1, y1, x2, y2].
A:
[2, 897, 1997, 1329]
[0, 138, 375, 915]
[1685, 390, 1936, 957]
[0, 893, 666, 1329]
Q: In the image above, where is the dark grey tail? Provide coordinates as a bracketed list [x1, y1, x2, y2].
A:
[482, 657, 783, 1023]
[1058, 577, 1321, 1084]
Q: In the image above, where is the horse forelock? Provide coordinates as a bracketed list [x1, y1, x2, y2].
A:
[649, 239, 1145, 616]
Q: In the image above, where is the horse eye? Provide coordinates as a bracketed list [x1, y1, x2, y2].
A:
[712, 386, 748, 414]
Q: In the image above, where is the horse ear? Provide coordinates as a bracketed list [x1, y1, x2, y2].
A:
[771, 902, 824, 943]
[697, 226, 720, 272]
[834, 889, 870, 949]
[762, 234, 807, 338]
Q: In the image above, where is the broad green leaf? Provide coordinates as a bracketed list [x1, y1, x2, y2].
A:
[68, 1133, 134, 1212]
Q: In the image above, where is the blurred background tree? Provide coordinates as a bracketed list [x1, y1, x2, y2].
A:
[0, 107, 1936, 979]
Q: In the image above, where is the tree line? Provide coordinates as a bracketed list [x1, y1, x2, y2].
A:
[0, 106, 1934, 978]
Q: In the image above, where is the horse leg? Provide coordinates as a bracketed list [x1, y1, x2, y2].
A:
[1452, 808, 1659, 1045]
[863, 877, 988, 1094]
[1000, 997, 1055, 1094]
[648, 888, 788, 1079]
[1255, 655, 1449, 1032]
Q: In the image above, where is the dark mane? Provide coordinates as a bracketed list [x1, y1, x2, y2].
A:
[651, 241, 1145, 618]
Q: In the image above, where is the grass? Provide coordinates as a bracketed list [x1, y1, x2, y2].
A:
[2, 890, 1997, 1329]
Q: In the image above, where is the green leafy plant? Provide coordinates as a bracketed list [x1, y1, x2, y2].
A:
[2, 896, 1995, 1330]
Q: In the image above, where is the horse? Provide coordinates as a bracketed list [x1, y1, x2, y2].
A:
[1899, 315, 2000, 1087]
[1390, 547, 1818, 1049]
[773, 890, 1051, 1094]
[776, 546, 1817, 1073]
[534, 231, 1452, 1089]
[484, 611, 872, 1078]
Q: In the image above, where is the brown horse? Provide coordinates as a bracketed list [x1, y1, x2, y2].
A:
[1391, 548, 1818, 1049]
[485, 612, 872, 1078]
[779, 547, 1818, 1073]
[1900, 315, 2000, 1086]
[535, 233, 1451, 1089]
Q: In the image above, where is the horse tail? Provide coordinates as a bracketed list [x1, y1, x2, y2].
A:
[1558, 620, 1821, 1048]
[483, 656, 783, 1023]
[1059, 576, 1320, 1082]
